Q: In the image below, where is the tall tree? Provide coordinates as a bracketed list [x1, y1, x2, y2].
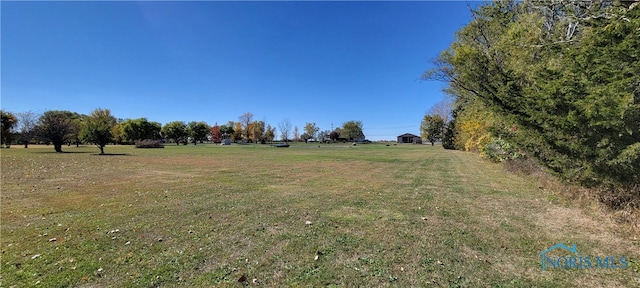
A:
[80, 108, 117, 155]
[265, 124, 276, 143]
[219, 123, 234, 140]
[340, 121, 365, 141]
[248, 120, 265, 143]
[69, 113, 85, 147]
[0, 110, 17, 148]
[293, 126, 300, 142]
[304, 122, 320, 142]
[187, 121, 210, 145]
[425, 0, 640, 186]
[429, 98, 453, 124]
[278, 119, 292, 143]
[162, 121, 187, 145]
[120, 118, 161, 144]
[233, 122, 243, 142]
[420, 114, 445, 146]
[16, 111, 40, 148]
[36, 110, 77, 152]
[210, 123, 222, 143]
[239, 112, 254, 141]
[111, 122, 124, 144]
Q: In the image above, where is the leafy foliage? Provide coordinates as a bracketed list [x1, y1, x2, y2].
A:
[420, 114, 445, 146]
[80, 108, 116, 154]
[481, 138, 525, 163]
[248, 120, 266, 143]
[303, 122, 320, 141]
[161, 121, 187, 145]
[264, 124, 276, 143]
[36, 110, 79, 152]
[426, 1, 640, 189]
[210, 124, 222, 143]
[118, 118, 161, 144]
[1, 110, 17, 148]
[340, 121, 365, 141]
[186, 121, 210, 145]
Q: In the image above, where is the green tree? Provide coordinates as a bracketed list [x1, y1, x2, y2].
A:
[420, 115, 445, 146]
[187, 121, 210, 145]
[120, 118, 161, 144]
[340, 121, 365, 141]
[220, 122, 234, 140]
[80, 108, 117, 155]
[303, 122, 320, 142]
[264, 124, 276, 143]
[162, 121, 187, 145]
[36, 110, 77, 152]
[1, 110, 17, 148]
[426, 0, 640, 187]
[69, 113, 85, 147]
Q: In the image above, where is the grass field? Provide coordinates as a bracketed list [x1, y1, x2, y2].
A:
[1, 143, 638, 287]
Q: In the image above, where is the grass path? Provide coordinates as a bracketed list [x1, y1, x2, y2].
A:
[1, 144, 638, 287]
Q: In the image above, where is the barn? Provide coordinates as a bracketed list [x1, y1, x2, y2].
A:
[397, 133, 422, 144]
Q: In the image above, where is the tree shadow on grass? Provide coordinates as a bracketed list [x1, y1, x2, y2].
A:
[92, 153, 129, 156]
[35, 151, 94, 154]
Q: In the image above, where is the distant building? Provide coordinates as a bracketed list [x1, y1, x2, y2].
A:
[397, 133, 422, 144]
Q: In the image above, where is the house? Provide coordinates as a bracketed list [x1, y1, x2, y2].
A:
[397, 133, 422, 144]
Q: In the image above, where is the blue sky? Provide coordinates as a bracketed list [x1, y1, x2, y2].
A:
[2, 1, 475, 140]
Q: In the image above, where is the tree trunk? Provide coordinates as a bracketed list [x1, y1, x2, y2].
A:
[54, 143, 63, 153]
[99, 146, 105, 155]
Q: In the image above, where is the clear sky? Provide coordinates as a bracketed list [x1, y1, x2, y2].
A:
[2, 1, 476, 141]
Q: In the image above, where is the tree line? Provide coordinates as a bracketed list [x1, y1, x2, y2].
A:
[420, 0, 639, 207]
[0, 109, 365, 154]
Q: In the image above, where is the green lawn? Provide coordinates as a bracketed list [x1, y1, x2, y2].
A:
[1, 143, 638, 287]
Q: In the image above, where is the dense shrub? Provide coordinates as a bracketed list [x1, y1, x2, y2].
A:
[135, 139, 164, 148]
[481, 138, 524, 162]
[597, 184, 640, 211]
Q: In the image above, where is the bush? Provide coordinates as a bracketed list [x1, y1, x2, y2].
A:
[597, 184, 640, 211]
[135, 139, 164, 148]
[481, 138, 524, 162]
[503, 157, 542, 175]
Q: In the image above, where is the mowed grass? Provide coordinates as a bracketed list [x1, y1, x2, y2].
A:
[1, 143, 638, 287]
